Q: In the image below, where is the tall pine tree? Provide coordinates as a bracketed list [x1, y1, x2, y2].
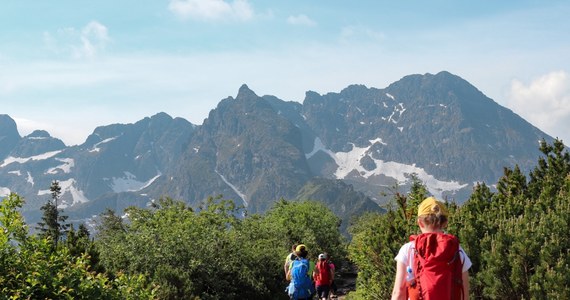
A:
[37, 180, 70, 248]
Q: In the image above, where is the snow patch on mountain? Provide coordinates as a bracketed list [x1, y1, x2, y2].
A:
[37, 179, 89, 208]
[59, 179, 89, 208]
[369, 138, 387, 146]
[109, 172, 161, 193]
[331, 141, 467, 199]
[305, 137, 336, 159]
[8, 170, 21, 176]
[1, 150, 62, 167]
[46, 158, 74, 174]
[90, 137, 118, 153]
[27, 172, 34, 186]
[215, 169, 248, 207]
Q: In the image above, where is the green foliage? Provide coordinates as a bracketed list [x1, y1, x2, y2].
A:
[260, 199, 347, 263]
[0, 193, 157, 299]
[95, 197, 347, 299]
[66, 223, 102, 273]
[470, 139, 570, 299]
[36, 180, 70, 249]
[348, 140, 570, 300]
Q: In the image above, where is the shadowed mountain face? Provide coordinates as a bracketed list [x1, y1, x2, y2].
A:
[0, 72, 554, 227]
[152, 84, 314, 213]
[0, 114, 21, 158]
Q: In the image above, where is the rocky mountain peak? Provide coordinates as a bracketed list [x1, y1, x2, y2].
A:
[26, 130, 52, 138]
[11, 130, 65, 158]
[0, 115, 21, 159]
[0, 114, 20, 138]
[236, 84, 258, 101]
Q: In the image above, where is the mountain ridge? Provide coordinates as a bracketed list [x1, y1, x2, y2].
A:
[0, 71, 556, 229]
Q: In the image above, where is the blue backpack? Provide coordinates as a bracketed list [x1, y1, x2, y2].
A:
[287, 258, 315, 299]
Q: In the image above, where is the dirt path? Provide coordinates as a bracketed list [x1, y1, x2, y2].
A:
[332, 262, 357, 299]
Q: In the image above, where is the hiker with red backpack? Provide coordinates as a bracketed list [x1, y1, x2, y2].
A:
[313, 253, 334, 300]
[391, 197, 472, 300]
[324, 253, 338, 298]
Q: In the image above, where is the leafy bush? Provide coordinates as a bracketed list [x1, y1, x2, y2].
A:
[0, 193, 157, 299]
[96, 197, 347, 299]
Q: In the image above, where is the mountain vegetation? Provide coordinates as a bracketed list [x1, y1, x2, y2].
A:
[1, 195, 345, 299]
[348, 139, 570, 299]
[1, 140, 568, 299]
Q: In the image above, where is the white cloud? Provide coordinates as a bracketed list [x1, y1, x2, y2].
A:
[168, 0, 253, 21]
[287, 14, 316, 27]
[43, 21, 110, 59]
[11, 117, 47, 137]
[78, 21, 110, 58]
[507, 71, 570, 142]
[12, 117, 90, 146]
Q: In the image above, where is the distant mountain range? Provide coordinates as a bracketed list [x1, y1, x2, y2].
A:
[0, 71, 554, 228]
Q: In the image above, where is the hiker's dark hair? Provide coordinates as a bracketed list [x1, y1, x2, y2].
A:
[297, 249, 308, 258]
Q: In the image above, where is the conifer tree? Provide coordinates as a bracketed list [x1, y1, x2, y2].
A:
[37, 180, 70, 248]
[450, 182, 493, 297]
[67, 223, 102, 272]
[467, 139, 570, 299]
[528, 139, 570, 198]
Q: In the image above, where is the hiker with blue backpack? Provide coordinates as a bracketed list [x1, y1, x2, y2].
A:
[391, 197, 472, 300]
[286, 244, 316, 300]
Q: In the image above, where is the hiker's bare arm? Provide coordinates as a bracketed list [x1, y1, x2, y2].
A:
[462, 271, 470, 300]
[391, 262, 407, 300]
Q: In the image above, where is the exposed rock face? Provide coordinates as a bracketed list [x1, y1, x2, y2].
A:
[0, 72, 555, 229]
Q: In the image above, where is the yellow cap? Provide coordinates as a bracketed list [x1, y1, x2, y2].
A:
[417, 197, 448, 217]
[295, 244, 307, 253]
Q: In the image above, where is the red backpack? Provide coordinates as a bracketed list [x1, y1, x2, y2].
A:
[407, 233, 464, 300]
[314, 260, 331, 286]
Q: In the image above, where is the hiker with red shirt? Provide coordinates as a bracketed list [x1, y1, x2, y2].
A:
[324, 253, 338, 298]
[313, 253, 334, 300]
[391, 197, 472, 300]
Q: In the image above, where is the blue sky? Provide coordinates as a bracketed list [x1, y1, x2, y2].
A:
[1, 0, 569, 146]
